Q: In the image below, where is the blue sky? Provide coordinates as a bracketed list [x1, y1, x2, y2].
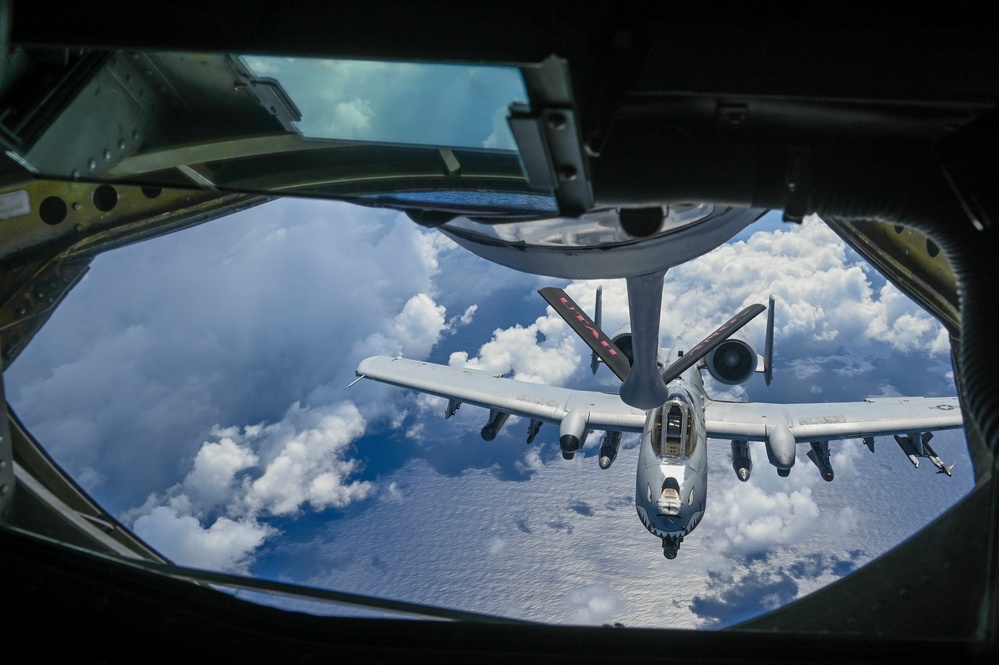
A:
[5, 199, 972, 628]
[240, 56, 526, 149]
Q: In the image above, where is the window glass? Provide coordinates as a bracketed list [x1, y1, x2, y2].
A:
[240, 55, 528, 150]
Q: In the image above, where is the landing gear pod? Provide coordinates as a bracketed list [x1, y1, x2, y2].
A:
[559, 410, 588, 460]
[766, 423, 796, 476]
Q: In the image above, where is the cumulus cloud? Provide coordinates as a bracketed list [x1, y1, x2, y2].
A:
[451, 315, 581, 386]
[238, 401, 372, 516]
[713, 484, 821, 555]
[694, 436, 870, 572]
[665, 217, 949, 360]
[7, 198, 515, 510]
[124, 400, 372, 572]
[132, 506, 276, 575]
[515, 446, 546, 474]
[448, 304, 478, 330]
[866, 283, 952, 354]
[488, 536, 507, 556]
[182, 434, 259, 511]
[564, 582, 627, 625]
[354, 292, 448, 359]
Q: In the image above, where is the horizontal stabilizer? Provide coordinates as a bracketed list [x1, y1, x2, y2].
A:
[591, 286, 603, 375]
[540, 286, 631, 382]
[661, 303, 767, 385]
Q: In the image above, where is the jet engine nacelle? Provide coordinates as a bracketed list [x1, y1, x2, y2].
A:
[705, 331, 757, 385]
[608, 323, 635, 368]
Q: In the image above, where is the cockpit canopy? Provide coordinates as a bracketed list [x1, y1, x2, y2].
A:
[652, 396, 698, 459]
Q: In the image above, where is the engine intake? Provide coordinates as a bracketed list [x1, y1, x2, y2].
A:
[609, 323, 635, 368]
[705, 332, 757, 385]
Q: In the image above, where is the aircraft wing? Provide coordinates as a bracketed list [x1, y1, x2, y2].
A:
[356, 356, 647, 432]
[704, 396, 964, 442]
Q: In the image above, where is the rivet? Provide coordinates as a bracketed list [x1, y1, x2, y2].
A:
[0, 484, 9, 496]
[104, 150, 112, 161]
[73, 202, 81, 211]
[88, 159, 97, 170]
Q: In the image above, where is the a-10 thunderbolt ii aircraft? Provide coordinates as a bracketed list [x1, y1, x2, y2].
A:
[354, 286, 964, 559]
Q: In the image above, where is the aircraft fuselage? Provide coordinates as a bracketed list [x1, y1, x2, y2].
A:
[633, 342, 708, 559]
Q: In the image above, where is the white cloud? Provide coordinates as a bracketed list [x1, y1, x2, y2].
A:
[391, 294, 448, 357]
[182, 434, 259, 511]
[650, 216, 946, 359]
[564, 582, 626, 625]
[483, 105, 517, 150]
[124, 400, 372, 572]
[515, 446, 546, 474]
[239, 401, 372, 516]
[382, 482, 405, 503]
[132, 506, 276, 575]
[329, 98, 373, 136]
[448, 304, 478, 330]
[711, 482, 821, 556]
[488, 536, 507, 556]
[456, 316, 580, 386]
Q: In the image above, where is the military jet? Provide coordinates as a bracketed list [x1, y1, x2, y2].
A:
[355, 287, 963, 559]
